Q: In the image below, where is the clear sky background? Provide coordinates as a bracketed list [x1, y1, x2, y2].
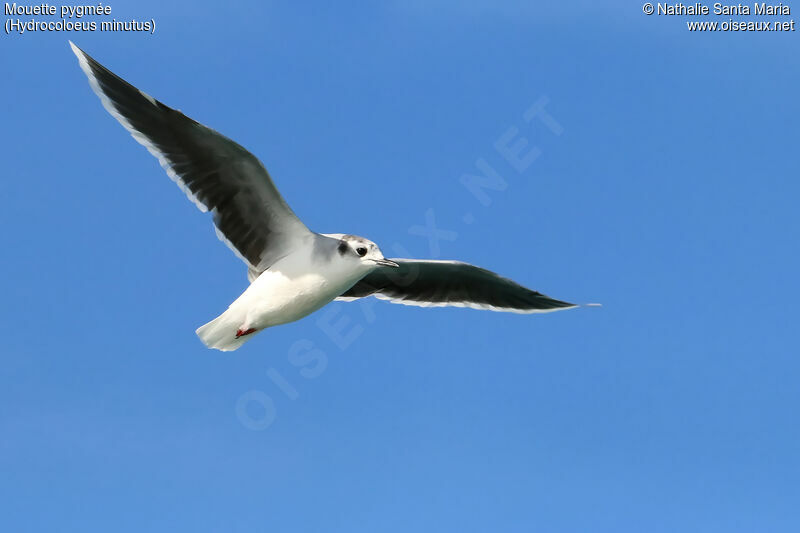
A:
[2, 1, 799, 531]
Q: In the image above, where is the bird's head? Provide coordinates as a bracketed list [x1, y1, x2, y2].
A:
[336, 234, 399, 269]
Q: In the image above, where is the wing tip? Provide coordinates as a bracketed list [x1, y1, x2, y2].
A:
[545, 301, 602, 311]
[68, 40, 89, 66]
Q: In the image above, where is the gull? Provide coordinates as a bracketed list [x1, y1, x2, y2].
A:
[70, 42, 589, 351]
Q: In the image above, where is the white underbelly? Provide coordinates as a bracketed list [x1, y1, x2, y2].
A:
[229, 261, 362, 329]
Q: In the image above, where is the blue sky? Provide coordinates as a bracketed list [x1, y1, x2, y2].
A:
[2, 1, 799, 531]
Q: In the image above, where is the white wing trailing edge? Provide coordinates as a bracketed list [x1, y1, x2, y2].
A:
[338, 259, 580, 313]
[69, 41, 313, 273]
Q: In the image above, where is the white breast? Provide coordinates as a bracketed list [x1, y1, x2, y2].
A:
[229, 248, 369, 329]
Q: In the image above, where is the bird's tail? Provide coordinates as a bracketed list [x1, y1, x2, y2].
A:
[195, 308, 253, 352]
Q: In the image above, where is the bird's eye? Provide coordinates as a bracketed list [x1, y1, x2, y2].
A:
[356, 247, 367, 257]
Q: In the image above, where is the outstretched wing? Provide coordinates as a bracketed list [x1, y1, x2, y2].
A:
[338, 259, 577, 313]
[70, 42, 312, 271]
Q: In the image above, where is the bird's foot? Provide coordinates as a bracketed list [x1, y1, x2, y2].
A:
[235, 327, 257, 338]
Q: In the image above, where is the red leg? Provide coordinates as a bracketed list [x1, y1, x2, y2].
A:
[235, 327, 257, 338]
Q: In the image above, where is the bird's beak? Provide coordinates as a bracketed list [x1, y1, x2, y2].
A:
[372, 258, 399, 268]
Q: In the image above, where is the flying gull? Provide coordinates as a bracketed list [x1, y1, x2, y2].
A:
[69, 42, 590, 351]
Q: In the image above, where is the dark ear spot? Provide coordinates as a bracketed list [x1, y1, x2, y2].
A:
[337, 240, 348, 255]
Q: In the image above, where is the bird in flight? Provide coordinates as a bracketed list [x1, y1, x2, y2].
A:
[70, 42, 588, 351]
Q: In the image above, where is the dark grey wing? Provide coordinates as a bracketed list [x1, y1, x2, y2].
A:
[338, 260, 578, 313]
[70, 42, 312, 271]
